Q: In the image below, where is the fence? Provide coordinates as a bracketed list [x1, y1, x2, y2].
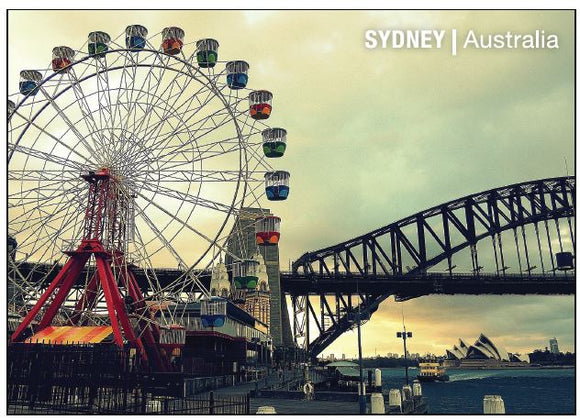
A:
[8, 343, 250, 414]
[7, 391, 250, 414]
[151, 392, 250, 414]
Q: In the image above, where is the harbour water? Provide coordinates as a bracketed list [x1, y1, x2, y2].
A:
[379, 368, 574, 414]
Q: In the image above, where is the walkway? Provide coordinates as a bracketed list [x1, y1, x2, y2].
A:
[199, 367, 361, 414]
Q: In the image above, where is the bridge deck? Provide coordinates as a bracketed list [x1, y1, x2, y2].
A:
[281, 272, 575, 297]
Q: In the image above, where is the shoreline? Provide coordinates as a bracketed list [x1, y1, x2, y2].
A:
[374, 365, 574, 370]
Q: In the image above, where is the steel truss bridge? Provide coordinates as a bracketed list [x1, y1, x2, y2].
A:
[11, 176, 576, 360]
[284, 176, 575, 359]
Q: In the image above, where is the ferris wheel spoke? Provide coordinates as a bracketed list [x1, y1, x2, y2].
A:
[11, 188, 85, 239]
[133, 201, 210, 297]
[10, 110, 93, 165]
[14, 202, 84, 265]
[118, 96, 193, 166]
[151, 169, 266, 183]
[129, 223, 168, 299]
[137, 181, 237, 216]
[136, 54, 224, 128]
[8, 169, 82, 183]
[156, 134, 262, 171]
[67, 68, 110, 156]
[37, 87, 100, 158]
[136, 75, 239, 155]
[129, 80, 227, 161]
[128, 59, 188, 140]
[152, 118, 243, 165]
[134, 189, 242, 263]
[9, 143, 86, 171]
[9, 194, 84, 227]
[232, 174, 268, 213]
[9, 178, 82, 202]
[95, 57, 120, 148]
[109, 50, 159, 160]
[115, 52, 174, 158]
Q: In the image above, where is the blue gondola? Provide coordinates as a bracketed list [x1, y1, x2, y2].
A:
[264, 171, 290, 201]
[125, 25, 148, 50]
[19, 70, 42, 96]
[200, 296, 227, 328]
[226, 60, 250, 89]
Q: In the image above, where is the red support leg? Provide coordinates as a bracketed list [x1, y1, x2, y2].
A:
[96, 256, 126, 347]
[96, 255, 149, 362]
[114, 255, 167, 371]
[38, 254, 90, 330]
[11, 257, 78, 342]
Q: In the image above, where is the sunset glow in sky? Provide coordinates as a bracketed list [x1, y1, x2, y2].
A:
[7, 10, 574, 357]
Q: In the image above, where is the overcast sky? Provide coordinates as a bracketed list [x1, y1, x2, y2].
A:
[7, 10, 574, 357]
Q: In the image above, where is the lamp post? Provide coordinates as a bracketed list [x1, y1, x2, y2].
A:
[396, 329, 412, 385]
[357, 309, 366, 414]
[251, 337, 260, 395]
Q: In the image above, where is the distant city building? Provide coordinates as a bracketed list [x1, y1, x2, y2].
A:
[341, 353, 345, 360]
[329, 354, 335, 362]
[226, 207, 293, 348]
[549, 337, 560, 354]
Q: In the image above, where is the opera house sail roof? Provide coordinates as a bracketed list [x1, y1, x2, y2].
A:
[446, 334, 512, 362]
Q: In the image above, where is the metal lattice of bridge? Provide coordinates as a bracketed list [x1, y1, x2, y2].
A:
[284, 176, 575, 359]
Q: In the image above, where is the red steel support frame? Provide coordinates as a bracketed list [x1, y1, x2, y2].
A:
[10, 168, 168, 371]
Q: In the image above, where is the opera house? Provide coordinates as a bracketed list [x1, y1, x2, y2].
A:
[444, 334, 530, 368]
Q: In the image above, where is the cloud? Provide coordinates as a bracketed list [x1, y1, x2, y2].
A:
[8, 10, 574, 356]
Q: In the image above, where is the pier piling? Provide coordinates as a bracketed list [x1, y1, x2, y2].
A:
[370, 393, 386, 414]
[483, 395, 505, 414]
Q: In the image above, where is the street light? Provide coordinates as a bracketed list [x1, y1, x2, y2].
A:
[396, 330, 412, 385]
[251, 337, 260, 395]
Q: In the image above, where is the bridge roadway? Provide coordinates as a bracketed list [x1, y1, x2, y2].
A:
[13, 262, 575, 298]
[279, 271, 575, 298]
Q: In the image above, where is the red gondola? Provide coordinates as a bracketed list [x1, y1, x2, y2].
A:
[255, 216, 281, 246]
[52, 46, 75, 73]
[161, 27, 185, 55]
[249, 90, 273, 120]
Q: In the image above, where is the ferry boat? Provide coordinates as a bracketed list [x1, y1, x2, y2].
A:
[416, 362, 449, 382]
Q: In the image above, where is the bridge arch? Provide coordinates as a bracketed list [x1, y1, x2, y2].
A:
[288, 176, 575, 358]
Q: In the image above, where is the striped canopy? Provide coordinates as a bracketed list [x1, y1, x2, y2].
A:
[25, 326, 113, 345]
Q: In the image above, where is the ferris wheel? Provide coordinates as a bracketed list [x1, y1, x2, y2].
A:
[8, 25, 290, 356]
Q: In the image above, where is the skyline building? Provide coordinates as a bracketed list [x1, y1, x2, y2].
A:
[226, 207, 293, 348]
[549, 337, 560, 354]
